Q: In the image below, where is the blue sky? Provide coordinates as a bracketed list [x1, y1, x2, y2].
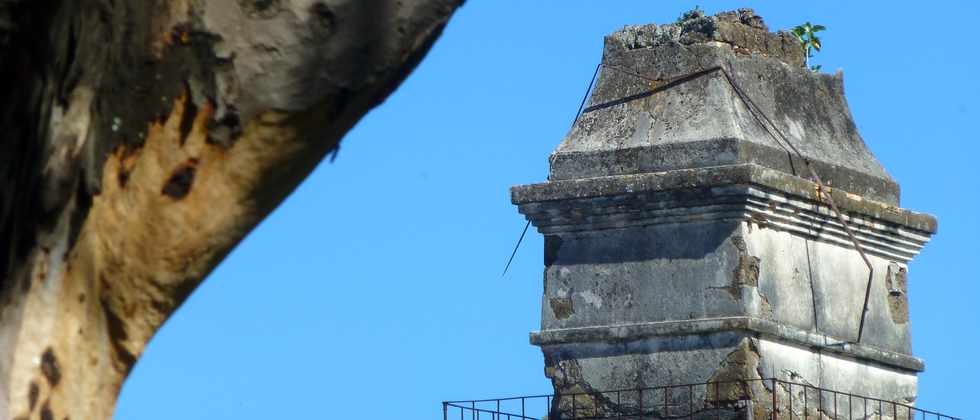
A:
[115, 1, 978, 418]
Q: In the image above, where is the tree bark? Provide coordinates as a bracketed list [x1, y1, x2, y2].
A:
[0, 1, 463, 418]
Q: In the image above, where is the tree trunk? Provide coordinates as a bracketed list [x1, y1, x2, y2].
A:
[0, 1, 462, 418]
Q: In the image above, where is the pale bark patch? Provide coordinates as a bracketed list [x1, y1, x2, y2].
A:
[5, 90, 342, 419]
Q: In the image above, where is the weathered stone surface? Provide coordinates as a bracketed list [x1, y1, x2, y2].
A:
[540, 333, 918, 420]
[515, 165, 933, 400]
[527, 192, 925, 352]
[612, 9, 800, 67]
[513, 9, 937, 411]
[554, 9, 899, 205]
[513, 164, 937, 234]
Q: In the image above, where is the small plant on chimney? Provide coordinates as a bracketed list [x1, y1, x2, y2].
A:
[791, 22, 826, 72]
[676, 5, 704, 23]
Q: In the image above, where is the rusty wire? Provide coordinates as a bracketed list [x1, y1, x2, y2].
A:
[580, 62, 878, 343]
[502, 61, 602, 277]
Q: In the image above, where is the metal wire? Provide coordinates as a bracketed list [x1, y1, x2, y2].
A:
[502, 60, 603, 277]
[443, 377, 961, 420]
[501, 220, 530, 277]
[590, 63, 879, 344]
[503, 60, 883, 342]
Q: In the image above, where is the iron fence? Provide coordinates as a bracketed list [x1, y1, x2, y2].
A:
[443, 378, 960, 420]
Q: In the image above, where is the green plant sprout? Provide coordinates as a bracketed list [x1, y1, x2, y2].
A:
[676, 5, 704, 23]
[790, 22, 826, 72]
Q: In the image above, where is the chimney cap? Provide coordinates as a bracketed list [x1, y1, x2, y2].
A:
[551, 9, 900, 205]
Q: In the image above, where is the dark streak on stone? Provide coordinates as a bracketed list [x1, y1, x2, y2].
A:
[28, 381, 39, 411]
[101, 298, 137, 375]
[544, 235, 562, 267]
[40, 347, 61, 387]
[161, 160, 197, 199]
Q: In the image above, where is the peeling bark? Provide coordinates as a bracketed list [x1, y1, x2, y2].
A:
[0, 1, 463, 418]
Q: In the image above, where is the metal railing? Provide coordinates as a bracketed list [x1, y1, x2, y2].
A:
[443, 378, 960, 420]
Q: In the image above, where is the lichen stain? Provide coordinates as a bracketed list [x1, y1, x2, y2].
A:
[549, 297, 574, 320]
[706, 338, 826, 419]
[706, 338, 772, 418]
[733, 255, 760, 288]
[545, 359, 607, 418]
[718, 236, 774, 318]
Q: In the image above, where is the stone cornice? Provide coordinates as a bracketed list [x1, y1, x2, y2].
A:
[549, 139, 902, 205]
[513, 164, 935, 261]
[530, 316, 925, 373]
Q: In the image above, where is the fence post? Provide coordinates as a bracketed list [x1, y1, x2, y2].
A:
[772, 378, 777, 420]
[639, 389, 643, 418]
[616, 390, 622, 419]
[788, 383, 793, 419]
[804, 385, 808, 420]
[572, 392, 576, 420]
[689, 384, 694, 420]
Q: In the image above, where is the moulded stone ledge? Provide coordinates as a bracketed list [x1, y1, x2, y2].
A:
[530, 316, 925, 373]
[512, 164, 937, 234]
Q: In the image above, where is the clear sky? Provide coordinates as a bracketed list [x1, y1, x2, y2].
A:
[114, 1, 978, 418]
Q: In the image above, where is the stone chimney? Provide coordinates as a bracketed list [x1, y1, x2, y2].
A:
[512, 9, 936, 418]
